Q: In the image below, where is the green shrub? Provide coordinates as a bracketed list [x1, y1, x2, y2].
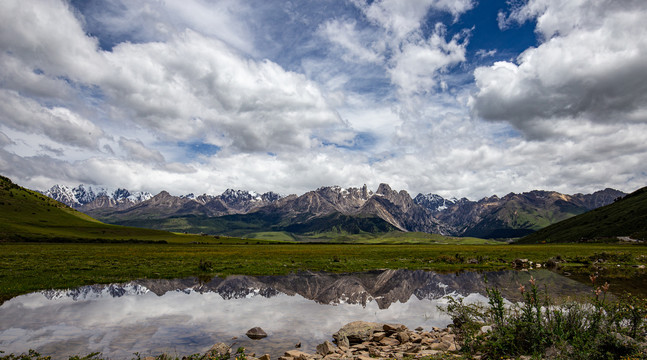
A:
[0, 350, 51, 360]
[442, 275, 647, 359]
[434, 254, 464, 264]
[198, 259, 213, 272]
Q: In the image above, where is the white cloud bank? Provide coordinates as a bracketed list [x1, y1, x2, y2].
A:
[0, 0, 646, 199]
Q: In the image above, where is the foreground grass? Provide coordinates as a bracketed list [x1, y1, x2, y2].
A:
[444, 276, 647, 359]
[2, 242, 647, 303]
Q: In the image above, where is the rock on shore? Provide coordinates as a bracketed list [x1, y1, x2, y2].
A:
[247, 327, 268, 340]
[210, 322, 460, 360]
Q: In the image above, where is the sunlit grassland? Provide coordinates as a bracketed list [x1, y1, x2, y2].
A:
[2, 242, 646, 303]
[244, 231, 298, 241]
[245, 230, 502, 244]
[339, 231, 502, 244]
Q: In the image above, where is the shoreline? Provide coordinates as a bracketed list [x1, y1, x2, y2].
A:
[193, 322, 461, 360]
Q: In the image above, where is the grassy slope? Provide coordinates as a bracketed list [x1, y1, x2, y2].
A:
[0, 175, 269, 245]
[498, 198, 587, 229]
[112, 212, 398, 237]
[519, 186, 647, 243]
[463, 197, 589, 238]
[113, 212, 285, 237]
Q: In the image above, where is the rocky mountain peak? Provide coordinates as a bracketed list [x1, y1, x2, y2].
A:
[372, 183, 414, 212]
[156, 190, 171, 198]
[73, 184, 98, 204]
[375, 183, 393, 196]
[146, 191, 181, 207]
[42, 184, 77, 206]
[413, 193, 455, 212]
[572, 188, 627, 209]
[261, 192, 281, 202]
[113, 188, 131, 201]
[315, 185, 373, 199]
[222, 188, 249, 197]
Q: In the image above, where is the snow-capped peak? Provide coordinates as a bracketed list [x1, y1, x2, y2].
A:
[42, 184, 153, 208]
[221, 189, 279, 203]
[413, 193, 456, 212]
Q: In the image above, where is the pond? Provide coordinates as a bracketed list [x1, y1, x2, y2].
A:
[0, 269, 593, 359]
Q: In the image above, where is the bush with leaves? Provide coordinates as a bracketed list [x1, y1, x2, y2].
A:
[441, 275, 647, 359]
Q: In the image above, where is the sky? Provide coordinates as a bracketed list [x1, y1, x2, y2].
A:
[1, 0, 646, 199]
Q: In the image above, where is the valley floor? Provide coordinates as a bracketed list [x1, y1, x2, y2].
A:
[1, 242, 647, 303]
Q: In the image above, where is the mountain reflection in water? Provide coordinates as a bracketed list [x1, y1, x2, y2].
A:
[0, 269, 591, 359]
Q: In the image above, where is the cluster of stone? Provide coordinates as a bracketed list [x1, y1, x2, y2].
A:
[323, 321, 460, 360]
[209, 321, 462, 360]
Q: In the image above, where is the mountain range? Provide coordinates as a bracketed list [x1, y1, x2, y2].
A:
[41, 183, 626, 239]
[0, 175, 262, 245]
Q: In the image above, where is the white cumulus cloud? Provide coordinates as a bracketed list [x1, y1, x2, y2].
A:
[354, 0, 474, 40]
[318, 19, 383, 64]
[472, 0, 647, 139]
[389, 24, 468, 96]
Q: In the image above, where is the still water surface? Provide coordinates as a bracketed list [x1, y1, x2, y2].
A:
[0, 269, 591, 359]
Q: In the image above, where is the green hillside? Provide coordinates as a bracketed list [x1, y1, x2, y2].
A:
[113, 211, 395, 237]
[0, 175, 260, 244]
[113, 212, 284, 237]
[518, 186, 647, 243]
[111, 209, 499, 244]
[462, 194, 591, 239]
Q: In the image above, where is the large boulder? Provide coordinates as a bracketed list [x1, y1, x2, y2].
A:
[333, 321, 384, 347]
[246, 327, 268, 339]
[283, 350, 311, 360]
[382, 323, 406, 335]
[316, 341, 336, 356]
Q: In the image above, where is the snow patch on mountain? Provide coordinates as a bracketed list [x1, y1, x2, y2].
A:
[413, 193, 457, 212]
[42, 183, 283, 214]
[42, 184, 153, 208]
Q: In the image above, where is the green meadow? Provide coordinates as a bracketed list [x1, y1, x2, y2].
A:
[244, 230, 502, 244]
[2, 242, 647, 304]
